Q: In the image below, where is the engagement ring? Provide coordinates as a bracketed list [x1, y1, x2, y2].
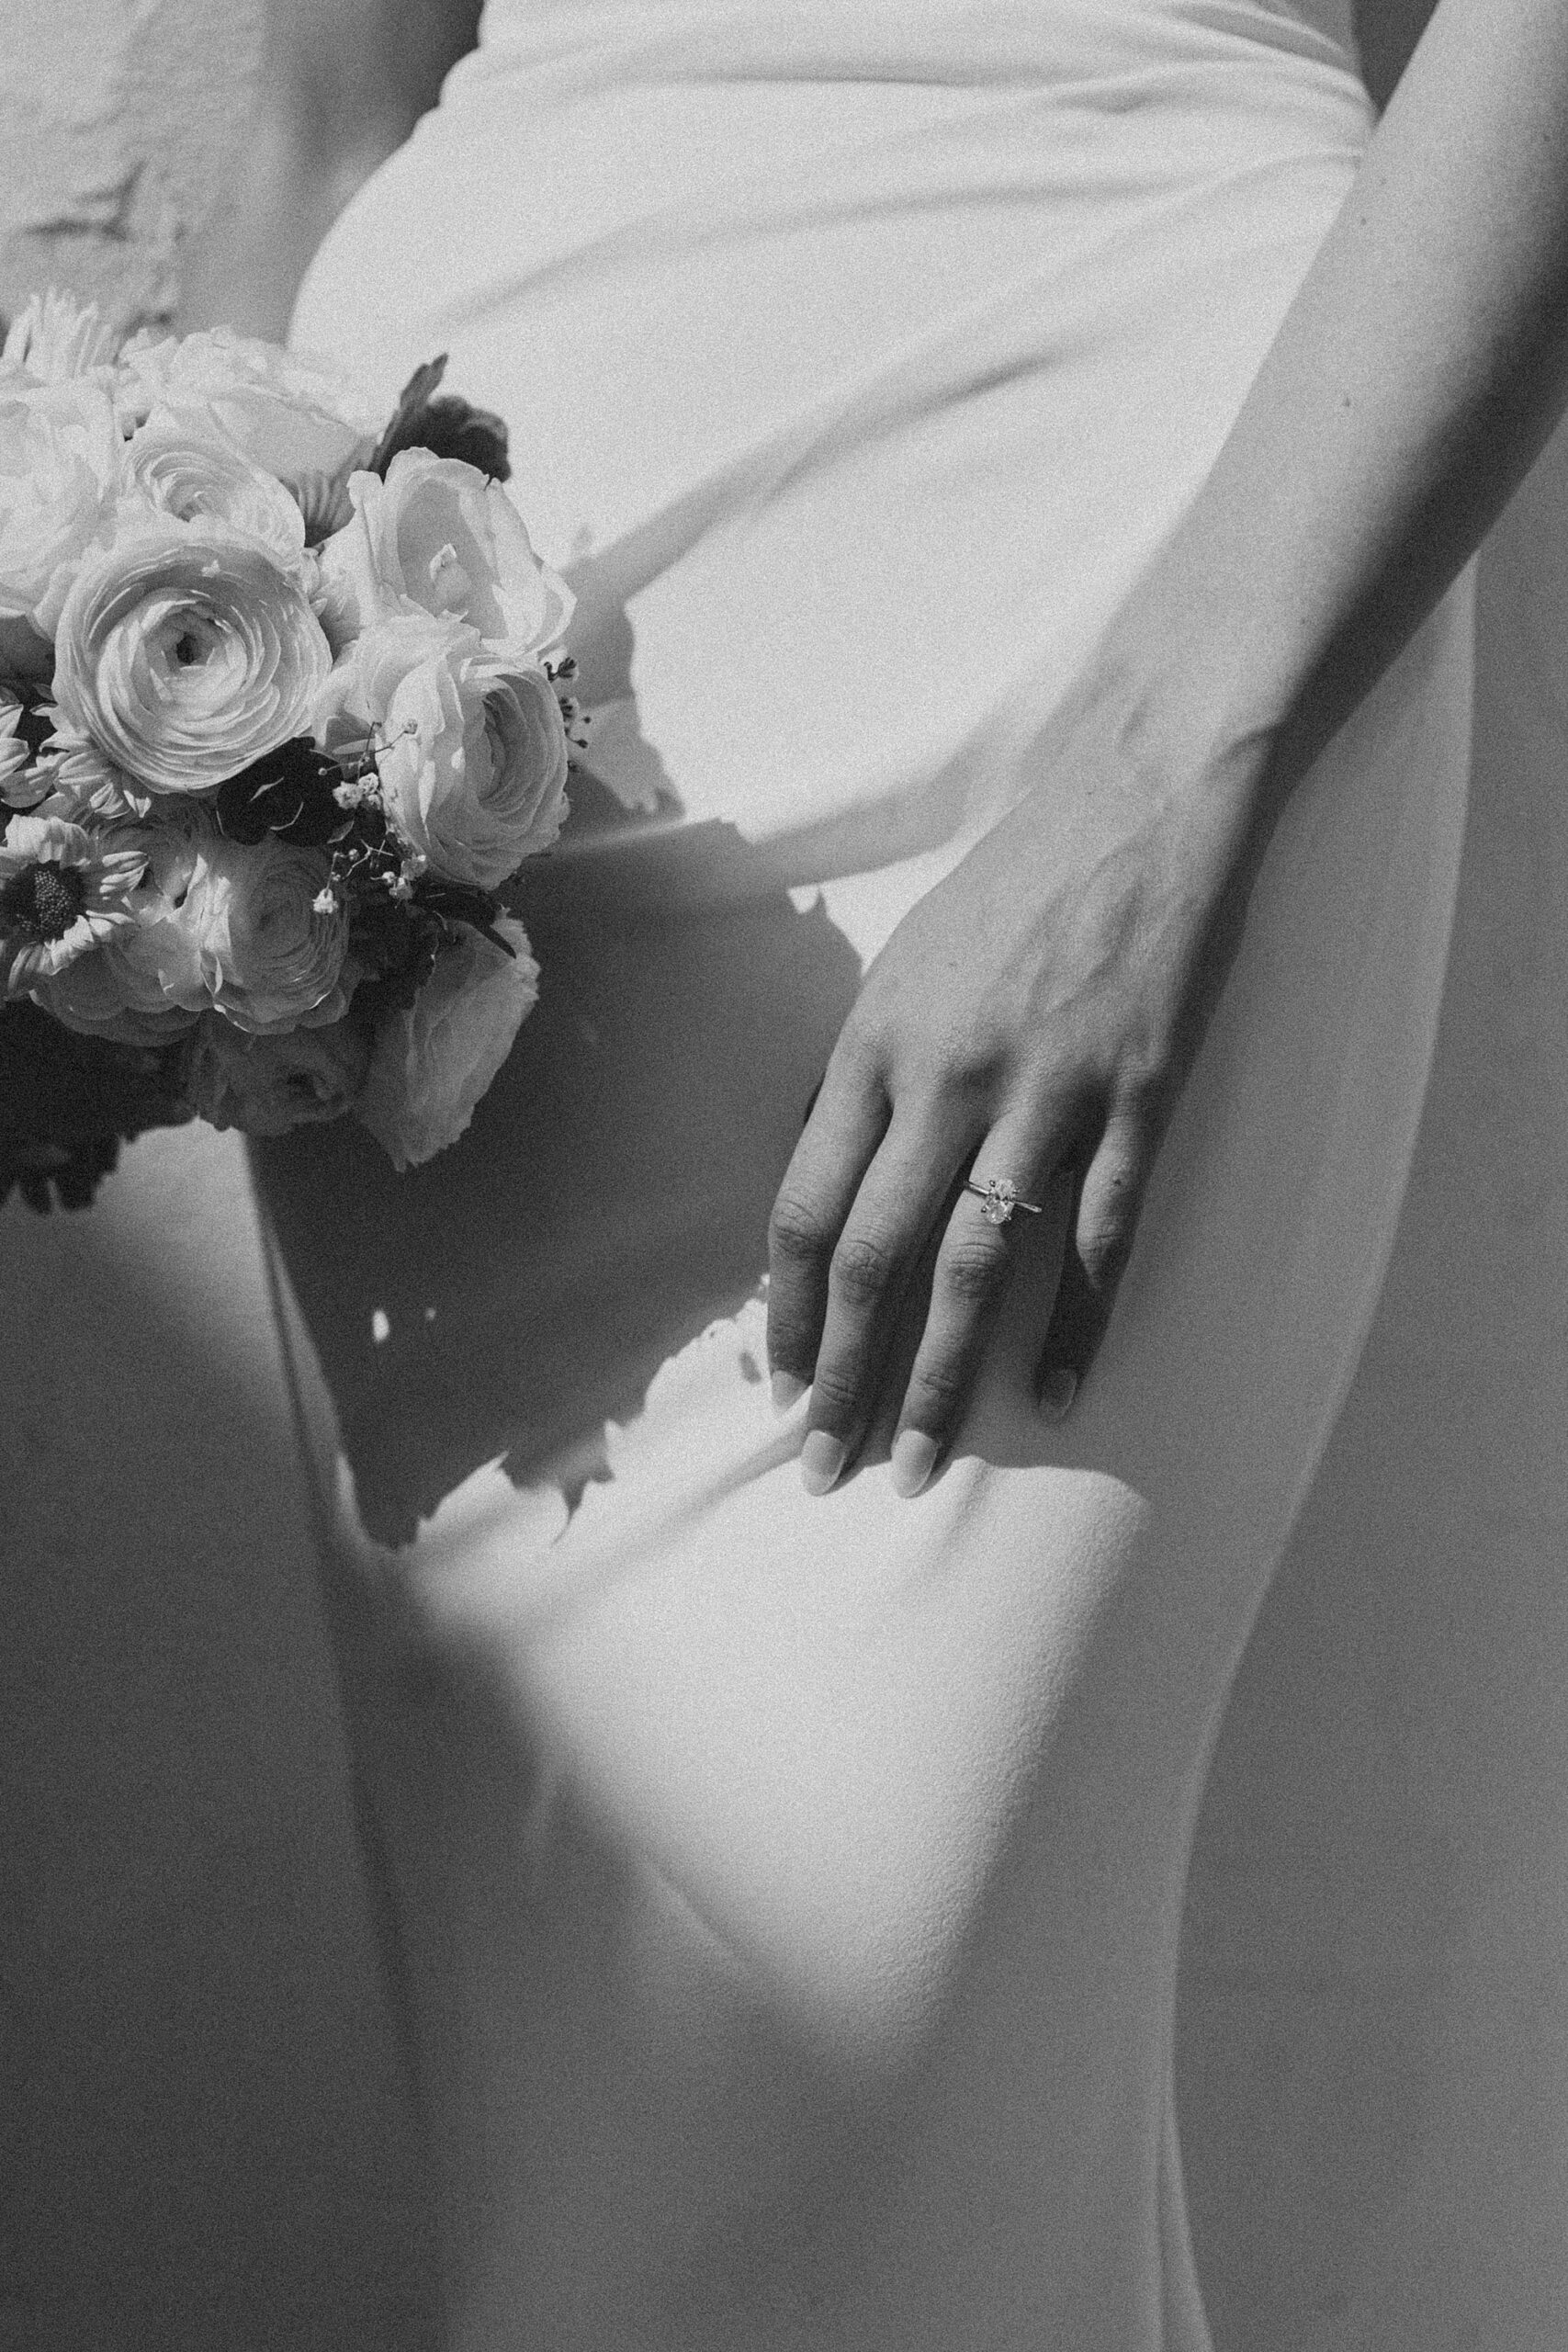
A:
[964, 1175, 1043, 1227]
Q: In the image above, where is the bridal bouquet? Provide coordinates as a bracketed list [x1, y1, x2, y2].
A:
[0, 290, 582, 1208]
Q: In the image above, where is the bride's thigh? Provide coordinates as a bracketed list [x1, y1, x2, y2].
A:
[296, 590, 1468, 2344]
[400, 582, 1468, 2038]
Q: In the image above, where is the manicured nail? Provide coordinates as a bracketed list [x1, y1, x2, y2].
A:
[800, 1430, 847, 1496]
[890, 1430, 938, 1498]
[1040, 1367, 1077, 1421]
[772, 1371, 807, 1412]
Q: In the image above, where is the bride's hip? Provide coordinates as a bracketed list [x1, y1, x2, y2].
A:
[254, 566, 1472, 1572]
[291, 0, 1371, 571]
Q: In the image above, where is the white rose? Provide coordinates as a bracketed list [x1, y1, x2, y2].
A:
[121, 404, 309, 577]
[355, 913, 537, 1170]
[2, 290, 119, 385]
[183, 1009, 368, 1137]
[116, 328, 378, 502]
[313, 450, 573, 659]
[0, 372, 122, 635]
[52, 518, 332, 795]
[316, 610, 568, 891]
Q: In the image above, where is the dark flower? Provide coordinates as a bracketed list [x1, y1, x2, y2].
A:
[9, 692, 58, 763]
[369, 355, 511, 484]
[212, 738, 349, 847]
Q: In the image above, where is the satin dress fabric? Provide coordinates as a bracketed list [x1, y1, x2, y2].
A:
[260, 4, 1472, 2343]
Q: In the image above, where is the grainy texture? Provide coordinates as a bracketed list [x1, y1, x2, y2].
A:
[0, 6, 437, 2344]
[0, 0, 264, 338]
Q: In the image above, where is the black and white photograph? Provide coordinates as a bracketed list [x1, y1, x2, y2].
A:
[3, 0, 1566, 2344]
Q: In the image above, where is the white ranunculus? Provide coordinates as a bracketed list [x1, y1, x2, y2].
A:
[316, 609, 568, 891]
[1, 290, 120, 385]
[0, 372, 122, 635]
[183, 1008, 369, 1136]
[0, 691, 31, 797]
[31, 944, 199, 1047]
[355, 913, 538, 1170]
[52, 518, 332, 795]
[82, 810, 218, 1019]
[313, 449, 573, 659]
[184, 831, 349, 1034]
[116, 328, 379, 500]
[40, 809, 345, 1035]
[121, 404, 310, 576]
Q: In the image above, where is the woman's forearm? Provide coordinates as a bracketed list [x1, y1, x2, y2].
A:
[1130, 0, 1568, 787]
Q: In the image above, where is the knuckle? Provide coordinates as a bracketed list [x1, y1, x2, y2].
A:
[1080, 1215, 1135, 1287]
[1119, 1059, 1176, 1129]
[940, 1233, 1011, 1307]
[807, 1363, 863, 1422]
[769, 1190, 833, 1263]
[908, 1354, 969, 1416]
[829, 1229, 902, 1306]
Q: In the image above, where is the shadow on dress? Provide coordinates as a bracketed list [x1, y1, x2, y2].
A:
[254, 768, 863, 1548]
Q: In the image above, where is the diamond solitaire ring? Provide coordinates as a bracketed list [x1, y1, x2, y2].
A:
[964, 1175, 1043, 1227]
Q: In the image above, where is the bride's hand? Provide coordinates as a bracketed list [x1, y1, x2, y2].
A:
[764, 651, 1281, 1498]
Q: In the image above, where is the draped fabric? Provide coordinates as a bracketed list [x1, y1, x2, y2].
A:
[258, 6, 1474, 2342]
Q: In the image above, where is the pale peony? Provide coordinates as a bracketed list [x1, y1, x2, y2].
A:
[2, 290, 120, 385]
[316, 609, 568, 891]
[356, 913, 537, 1170]
[314, 450, 573, 659]
[0, 372, 122, 635]
[0, 812, 144, 991]
[116, 328, 379, 504]
[121, 404, 310, 577]
[52, 518, 332, 795]
[183, 1008, 369, 1137]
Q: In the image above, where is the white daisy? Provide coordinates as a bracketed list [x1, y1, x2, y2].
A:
[0, 813, 144, 991]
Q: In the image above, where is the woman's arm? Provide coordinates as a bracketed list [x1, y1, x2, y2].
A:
[765, 0, 1568, 1498]
[1146, 0, 1568, 786]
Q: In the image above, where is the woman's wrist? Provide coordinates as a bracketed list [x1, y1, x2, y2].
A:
[1088, 561, 1292, 831]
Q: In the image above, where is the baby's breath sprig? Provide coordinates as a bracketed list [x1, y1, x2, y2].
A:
[547, 654, 592, 755]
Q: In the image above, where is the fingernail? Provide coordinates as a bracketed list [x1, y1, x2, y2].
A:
[1040, 1368, 1077, 1421]
[800, 1430, 847, 1496]
[771, 1372, 807, 1412]
[890, 1430, 938, 1498]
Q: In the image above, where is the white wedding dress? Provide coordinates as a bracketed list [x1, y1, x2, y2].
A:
[258, 4, 1474, 2343]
